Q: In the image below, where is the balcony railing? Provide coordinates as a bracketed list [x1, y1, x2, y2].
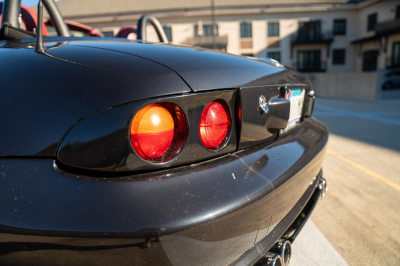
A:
[292, 61, 326, 73]
[185, 35, 228, 49]
[291, 30, 333, 44]
[351, 18, 400, 44]
[375, 18, 400, 36]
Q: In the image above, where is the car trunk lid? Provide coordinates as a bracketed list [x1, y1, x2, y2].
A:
[0, 41, 190, 156]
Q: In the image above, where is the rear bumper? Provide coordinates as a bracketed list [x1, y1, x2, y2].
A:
[233, 173, 326, 266]
[0, 117, 328, 266]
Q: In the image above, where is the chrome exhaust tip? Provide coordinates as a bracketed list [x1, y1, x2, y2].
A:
[257, 253, 283, 266]
[270, 240, 292, 266]
[319, 177, 327, 198]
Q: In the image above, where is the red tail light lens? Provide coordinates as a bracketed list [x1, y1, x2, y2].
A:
[130, 103, 187, 162]
[238, 104, 242, 122]
[199, 100, 231, 150]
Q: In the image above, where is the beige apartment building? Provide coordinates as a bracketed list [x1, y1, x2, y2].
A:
[55, 0, 400, 98]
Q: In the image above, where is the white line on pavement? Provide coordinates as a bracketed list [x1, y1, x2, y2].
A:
[291, 220, 348, 266]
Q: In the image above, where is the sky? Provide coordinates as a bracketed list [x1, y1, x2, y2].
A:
[21, 0, 39, 7]
[21, 0, 70, 7]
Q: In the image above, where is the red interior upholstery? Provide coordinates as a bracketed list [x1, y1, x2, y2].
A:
[116, 26, 137, 40]
[44, 18, 101, 37]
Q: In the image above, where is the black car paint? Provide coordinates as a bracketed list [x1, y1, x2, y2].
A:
[0, 37, 327, 266]
[68, 40, 309, 91]
[0, 38, 310, 158]
[238, 85, 291, 150]
[0, 40, 190, 157]
[0, 117, 327, 266]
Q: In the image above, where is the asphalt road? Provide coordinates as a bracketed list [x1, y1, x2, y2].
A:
[292, 98, 400, 266]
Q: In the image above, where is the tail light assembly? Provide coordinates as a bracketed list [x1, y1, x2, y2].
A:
[199, 101, 231, 151]
[57, 90, 237, 174]
[57, 85, 310, 175]
[130, 103, 187, 163]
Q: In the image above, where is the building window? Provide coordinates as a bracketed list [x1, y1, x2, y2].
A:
[332, 49, 345, 65]
[267, 51, 281, 62]
[194, 25, 218, 37]
[103, 31, 114, 37]
[298, 21, 321, 40]
[333, 19, 346, 35]
[363, 50, 378, 71]
[396, 5, 400, 19]
[297, 50, 322, 72]
[367, 13, 377, 32]
[240, 22, 252, 38]
[268, 22, 279, 37]
[392, 42, 400, 67]
[163, 26, 172, 42]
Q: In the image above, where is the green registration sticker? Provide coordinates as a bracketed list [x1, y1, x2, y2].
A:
[285, 89, 305, 131]
[285, 88, 302, 100]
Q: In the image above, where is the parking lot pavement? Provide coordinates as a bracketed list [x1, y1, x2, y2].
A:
[293, 98, 400, 266]
[291, 220, 348, 266]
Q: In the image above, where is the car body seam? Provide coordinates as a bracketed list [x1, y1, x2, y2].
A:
[71, 43, 195, 92]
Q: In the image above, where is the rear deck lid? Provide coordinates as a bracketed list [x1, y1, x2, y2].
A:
[0, 41, 190, 156]
[68, 40, 309, 91]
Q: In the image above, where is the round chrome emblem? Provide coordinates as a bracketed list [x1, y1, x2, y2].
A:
[259, 95, 268, 113]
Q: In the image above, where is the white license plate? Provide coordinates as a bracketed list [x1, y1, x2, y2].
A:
[284, 89, 305, 131]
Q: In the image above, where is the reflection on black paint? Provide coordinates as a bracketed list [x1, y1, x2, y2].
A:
[240, 154, 269, 178]
[0, 40, 191, 157]
[0, 118, 328, 266]
[59, 128, 129, 170]
[0, 240, 145, 255]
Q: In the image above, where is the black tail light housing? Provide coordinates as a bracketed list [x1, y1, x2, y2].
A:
[57, 90, 237, 174]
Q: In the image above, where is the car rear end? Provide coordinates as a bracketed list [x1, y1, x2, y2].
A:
[0, 39, 328, 266]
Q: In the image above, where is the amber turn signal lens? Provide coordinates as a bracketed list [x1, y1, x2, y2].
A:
[130, 103, 188, 162]
[131, 104, 175, 159]
[199, 100, 231, 150]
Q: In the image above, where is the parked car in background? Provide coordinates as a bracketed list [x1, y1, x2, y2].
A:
[382, 70, 400, 90]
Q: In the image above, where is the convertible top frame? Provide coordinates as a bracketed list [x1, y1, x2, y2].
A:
[0, 0, 71, 37]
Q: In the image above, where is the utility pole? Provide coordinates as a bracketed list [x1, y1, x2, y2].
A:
[211, 0, 216, 49]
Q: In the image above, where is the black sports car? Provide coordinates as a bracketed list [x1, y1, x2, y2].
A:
[0, 1, 328, 265]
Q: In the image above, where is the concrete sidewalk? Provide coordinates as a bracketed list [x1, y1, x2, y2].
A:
[292, 220, 348, 266]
